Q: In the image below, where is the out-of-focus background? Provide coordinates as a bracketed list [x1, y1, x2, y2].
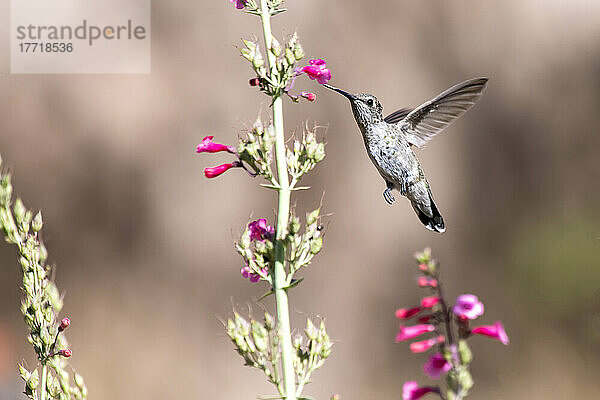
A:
[1, 0, 599, 398]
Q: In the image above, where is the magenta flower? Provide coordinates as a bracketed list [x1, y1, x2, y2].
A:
[204, 162, 240, 178]
[301, 59, 332, 84]
[423, 352, 451, 379]
[241, 265, 267, 283]
[229, 0, 246, 9]
[453, 294, 484, 320]
[301, 91, 316, 102]
[417, 277, 438, 288]
[420, 296, 440, 308]
[196, 136, 235, 154]
[402, 381, 439, 400]
[409, 335, 444, 354]
[248, 218, 275, 241]
[396, 324, 435, 342]
[471, 321, 509, 345]
[395, 306, 421, 320]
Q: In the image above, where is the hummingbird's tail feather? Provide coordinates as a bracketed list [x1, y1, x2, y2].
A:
[411, 191, 445, 233]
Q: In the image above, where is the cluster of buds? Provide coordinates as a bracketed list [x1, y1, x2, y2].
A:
[242, 31, 306, 99]
[287, 208, 323, 278]
[293, 318, 333, 393]
[396, 248, 509, 400]
[236, 118, 275, 182]
[226, 311, 284, 393]
[0, 157, 87, 400]
[236, 218, 275, 284]
[286, 128, 326, 183]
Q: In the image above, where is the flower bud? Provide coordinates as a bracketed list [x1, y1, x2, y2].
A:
[301, 91, 316, 102]
[59, 317, 70, 332]
[57, 349, 72, 358]
[32, 211, 43, 232]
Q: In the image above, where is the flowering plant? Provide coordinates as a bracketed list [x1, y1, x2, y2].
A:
[195, 1, 333, 399]
[0, 156, 87, 400]
[396, 248, 509, 400]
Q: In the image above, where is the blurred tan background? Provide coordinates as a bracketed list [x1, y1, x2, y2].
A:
[1, 0, 600, 399]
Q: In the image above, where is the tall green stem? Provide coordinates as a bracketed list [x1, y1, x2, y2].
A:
[40, 364, 47, 400]
[260, 1, 296, 399]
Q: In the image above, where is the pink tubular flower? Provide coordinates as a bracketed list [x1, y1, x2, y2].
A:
[248, 218, 275, 241]
[396, 324, 435, 342]
[423, 352, 451, 379]
[229, 0, 246, 9]
[417, 277, 438, 288]
[453, 294, 484, 320]
[471, 321, 509, 345]
[301, 91, 316, 101]
[204, 161, 240, 178]
[402, 381, 439, 400]
[420, 296, 440, 308]
[409, 335, 444, 353]
[395, 307, 421, 320]
[196, 136, 235, 154]
[301, 59, 332, 84]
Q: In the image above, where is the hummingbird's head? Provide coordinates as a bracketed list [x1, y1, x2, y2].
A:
[323, 84, 383, 128]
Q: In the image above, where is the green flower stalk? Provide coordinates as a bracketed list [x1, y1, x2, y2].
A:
[198, 1, 331, 398]
[0, 156, 87, 400]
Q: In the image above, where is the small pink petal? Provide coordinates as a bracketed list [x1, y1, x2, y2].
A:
[421, 296, 440, 308]
[423, 352, 451, 379]
[409, 335, 444, 353]
[395, 307, 422, 320]
[396, 324, 435, 342]
[471, 321, 509, 345]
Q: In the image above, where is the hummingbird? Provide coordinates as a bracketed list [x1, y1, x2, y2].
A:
[324, 77, 488, 233]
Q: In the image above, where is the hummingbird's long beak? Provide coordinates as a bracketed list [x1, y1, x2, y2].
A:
[323, 84, 357, 101]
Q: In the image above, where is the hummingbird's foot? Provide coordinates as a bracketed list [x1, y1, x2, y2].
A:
[383, 187, 395, 205]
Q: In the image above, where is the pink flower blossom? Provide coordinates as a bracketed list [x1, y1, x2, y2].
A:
[417, 315, 432, 323]
[396, 324, 435, 342]
[196, 136, 235, 154]
[417, 277, 438, 288]
[418, 263, 428, 271]
[395, 307, 421, 320]
[248, 218, 275, 241]
[423, 352, 451, 379]
[230, 0, 246, 9]
[249, 78, 260, 86]
[402, 381, 438, 400]
[471, 321, 509, 345]
[301, 91, 316, 101]
[301, 59, 332, 84]
[204, 162, 240, 178]
[420, 296, 440, 308]
[453, 294, 484, 320]
[241, 265, 267, 283]
[409, 335, 444, 353]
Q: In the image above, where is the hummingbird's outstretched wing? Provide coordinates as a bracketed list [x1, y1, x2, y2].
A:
[398, 77, 488, 148]
[384, 108, 413, 124]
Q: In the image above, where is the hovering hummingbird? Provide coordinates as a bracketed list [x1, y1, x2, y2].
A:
[324, 77, 488, 233]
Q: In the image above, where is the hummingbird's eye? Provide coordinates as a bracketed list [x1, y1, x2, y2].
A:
[366, 98, 374, 107]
